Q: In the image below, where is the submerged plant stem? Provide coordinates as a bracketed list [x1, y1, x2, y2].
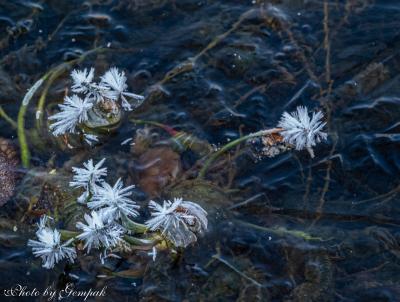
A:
[234, 220, 323, 241]
[60, 229, 79, 241]
[121, 214, 149, 234]
[130, 118, 177, 135]
[18, 78, 46, 168]
[198, 128, 281, 178]
[0, 106, 17, 128]
[211, 253, 263, 287]
[123, 235, 156, 247]
[36, 64, 68, 130]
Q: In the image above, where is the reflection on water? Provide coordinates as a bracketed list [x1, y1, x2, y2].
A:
[1, 0, 400, 301]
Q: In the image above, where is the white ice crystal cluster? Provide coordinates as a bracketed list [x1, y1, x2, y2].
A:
[278, 106, 328, 158]
[70, 159, 137, 254]
[76, 209, 125, 253]
[27, 216, 76, 269]
[70, 158, 208, 246]
[49, 67, 145, 142]
[146, 197, 208, 248]
[28, 158, 208, 270]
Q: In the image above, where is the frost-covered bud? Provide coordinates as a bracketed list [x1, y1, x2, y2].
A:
[76, 210, 125, 252]
[27, 215, 76, 269]
[278, 106, 327, 157]
[145, 198, 208, 248]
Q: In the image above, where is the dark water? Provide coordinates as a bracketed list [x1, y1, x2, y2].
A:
[1, 0, 400, 301]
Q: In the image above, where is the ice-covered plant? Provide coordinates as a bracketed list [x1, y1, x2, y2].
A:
[87, 178, 139, 219]
[49, 95, 93, 136]
[145, 197, 208, 248]
[69, 158, 107, 203]
[100, 67, 144, 111]
[199, 105, 328, 177]
[27, 159, 209, 270]
[27, 216, 76, 269]
[49, 67, 145, 143]
[278, 106, 327, 158]
[76, 209, 125, 252]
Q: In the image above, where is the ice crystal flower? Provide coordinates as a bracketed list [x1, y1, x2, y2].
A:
[49, 95, 93, 136]
[70, 158, 107, 203]
[100, 67, 144, 111]
[28, 216, 76, 269]
[76, 210, 125, 252]
[88, 178, 139, 220]
[145, 198, 208, 247]
[71, 68, 95, 93]
[278, 106, 327, 157]
[71, 68, 106, 102]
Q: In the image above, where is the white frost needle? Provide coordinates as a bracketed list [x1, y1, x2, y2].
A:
[148, 246, 157, 262]
[76, 210, 124, 252]
[88, 178, 139, 220]
[28, 216, 76, 269]
[100, 67, 144, 111]
[48, 95, 93, 136]
[278, 106, 327, 157]
[120, 138, 132, 145]
[83, 133, 99, 146]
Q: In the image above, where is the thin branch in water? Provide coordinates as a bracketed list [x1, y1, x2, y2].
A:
[310, 133, 338, 227]
[228, 193, 265, 210]
[323, 0, 333, 94]
[211, 253, 263, 288]
[147, 8, 258, 95]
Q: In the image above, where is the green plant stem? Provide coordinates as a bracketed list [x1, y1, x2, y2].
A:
[121, 214, 149, 234]
[0, 106, 17, 128]
[234, 220, 323, 241]
[18, 77, 47, 168]
[130, 118, 177, 135]
[60, 229, 79, 241]
[131, 118, 166, 129]
[123, 235, 156, 246]
[35, 65, 67, 130]
[198, 128, 281, 178]
[59, 229, 157, 248]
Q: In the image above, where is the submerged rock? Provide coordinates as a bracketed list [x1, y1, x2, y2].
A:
[0, 138, 18, 206]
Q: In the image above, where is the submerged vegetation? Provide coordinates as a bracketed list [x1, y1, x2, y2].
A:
[25, 73, 326, 269]
[0, 0, 399, 300]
